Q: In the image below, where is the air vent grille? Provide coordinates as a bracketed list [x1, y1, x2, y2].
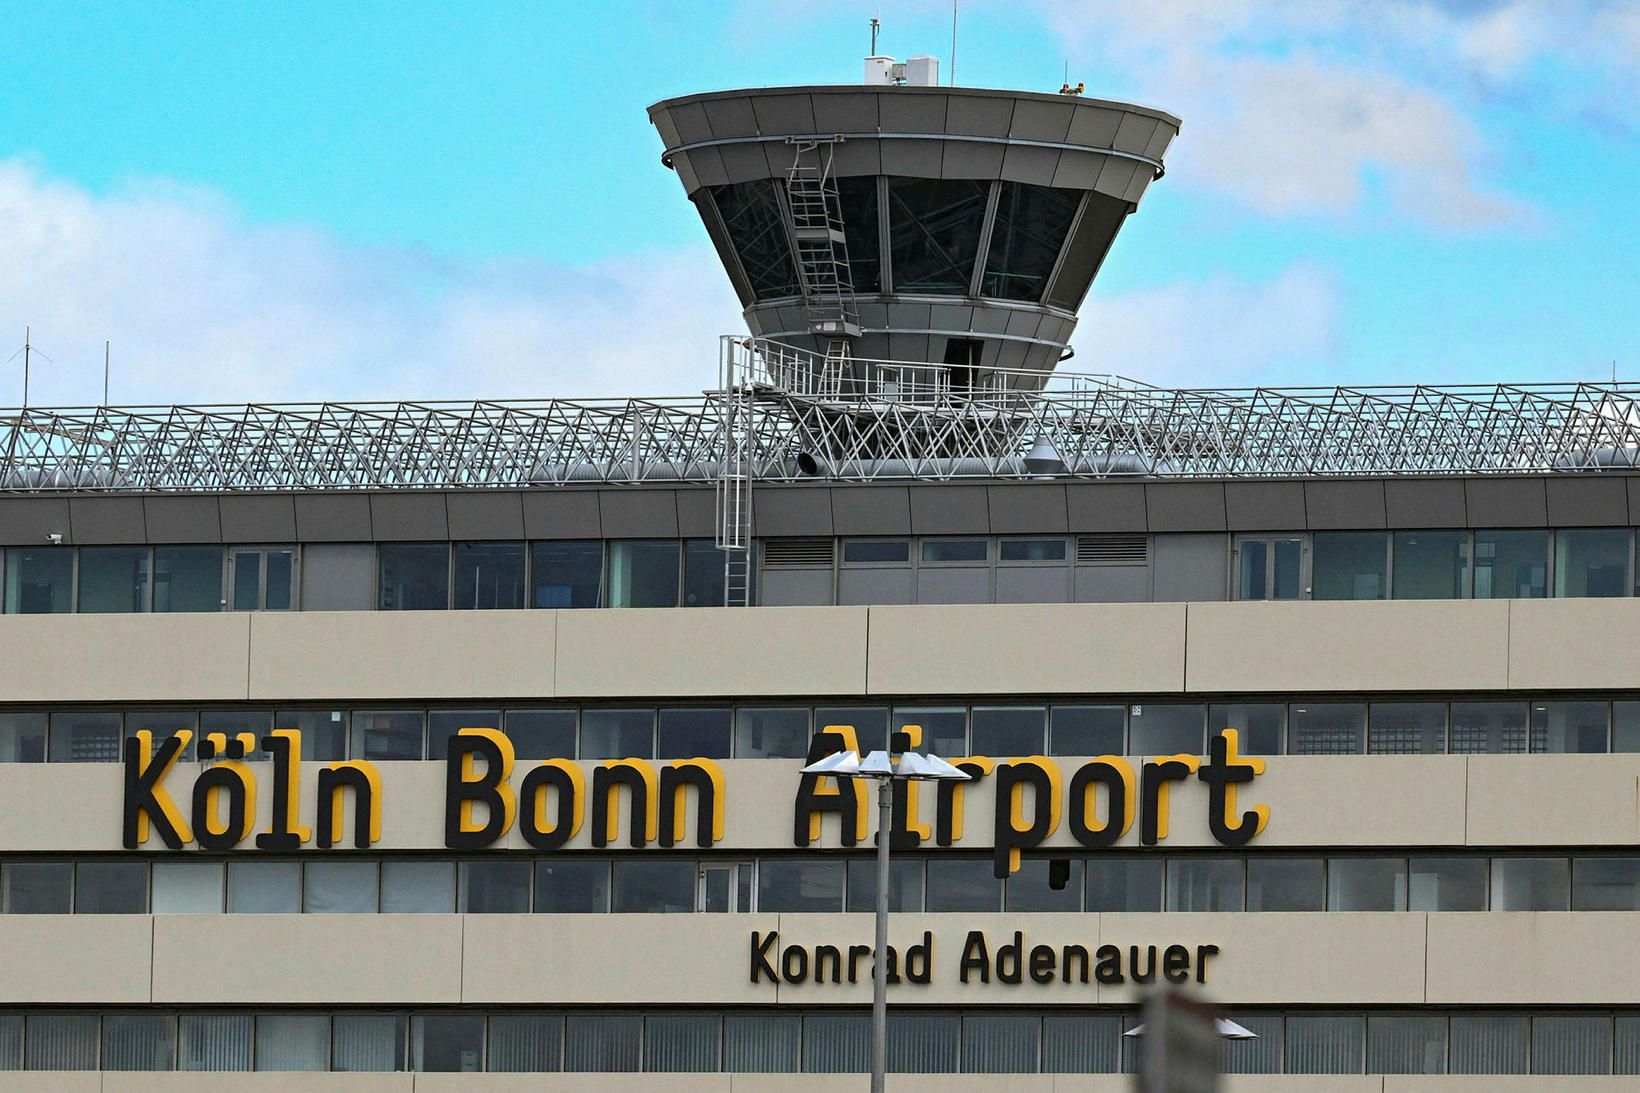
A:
[1077, 534, 1149, 565]
[762, 538, 836, 568]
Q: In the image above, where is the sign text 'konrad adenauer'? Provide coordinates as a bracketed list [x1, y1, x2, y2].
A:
[122, 725, 1268, 876]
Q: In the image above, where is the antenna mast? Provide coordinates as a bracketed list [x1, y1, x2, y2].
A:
[950, 1, 958, 85]
[870, 15, 880, 55]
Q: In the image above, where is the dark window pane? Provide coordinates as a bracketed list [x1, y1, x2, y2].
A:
[892, 706, 966, 755]
[1449, 701, 1527, 754]
[803, 1012, 867, 1073]
[1246, 857, 1323, 911]
[1000, 538, 1067, 562]
[200, 709, 271, 755]
[1533, 1014, 1612, 1075]
[1129, 705, 1202, 755]
[26, 1013, 97, 1070]
[1368, 702, 1446, 754]
[381, 861, 455, 913]
[962, 1013, 1040, 1073]
[126, 709, 197, 762]
[1237, 539, 1268, 600]
[922, 539, 988, 563]
[1222, 1012, 1283, 1074]
[1313, 532, 1388, 599]
[303, 860, 378, 913]
[275, 708, 348, 762]
[3, 862, 71, 913]
[1208, 703, 1284, 755]
[724, 1011, 798, 1072]
[734, 707, 810, 758]
[1165, 858, 1244, 911]
[815, 706, 888, 751]
[264, 550, 293, 610]
[1274, 539, 1303, 598]
[1573, 857, 1640, 911]
[758, 859, 844, 912]
[460, 860, 531, 913]
[351, 710, 425, 761]
[607, 540, 680, 608]
[77, 546, 149, 612]
[1451, 1013, 1527, 1073]
[413, 1014, 485, 1072]
[0, 712, 47, 762]
[535, 859, 610, 913]
[452, 542, 525, 610]
[982, 182, 1081, 301]
[531, 540, 602, 609]
[75, 861, 147, 913]
[888, 177, 989, 294]
[106, 1013, 177, 1071]
[378, 544, 450, 609]
[255, 1014, 326, 1071]
[1409, 856, 1487, 911]
[1530, 700, 1608, 753]
[332, 1014, 405, 1072]
[611, 859, 696, 913]
[846, 858, 925, 913]
[835, 175, 881, 293]
[153, 546, 223, 613]
[151, 861, 223, 913]
[1615, 701, 1640, 753]
[1369, 1013, 1446, 1074]
[1474, 529, 1547, 598]
[1328, 857, 1407, 911]
[1555, 529, 1629, 597]
[1042, 1013, 1120, 1072]
[1086, 858, 1163, 911]
[646, 1013, 721, 1072]
[885, 1012, 957, 1073]
[488, 1013, 562, 1073]
[580, 708, 654, 759]
[49, 710, 122, 763]
[1007, 857, 1083, 911]
[231, 551, 261, 610]
[427, 709, 502, 761]
[682, 540, 726, 607]
[505, 709, 577, 760]
[1286, 1013, 1364, 1074]
[3, 548, 72, 613]
[710, 181, 799, 300]
[971, 706, 1045, 756]
[1491, 857, 1569, 910]
[925, 858, 1000, 912]
[1393, 530, 1470, 599]
[1618, 1016, 1640, 1074]
[658, 708, 731, 759]
[226, 860, 299, 913]
[1050, 706, 1124, 755]
[842, 540, 909, 564]
[1290, 703, 1365, 755]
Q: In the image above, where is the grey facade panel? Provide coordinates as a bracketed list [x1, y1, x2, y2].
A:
[752, 488, 834, 537]
[1065, 483, 1147, 532]
[1074, 564, 1150, 604]
[1384, 479, 1467, 530]
[1009, 99, 1075, 142]
[369, 493, 449, 541]
[0, 497, 73, 546]
[877, 92, 948, 133]
[1304, 480, 1388, 530]
[300, 543, 377, 611]
[718, 142, 771, 185]
[837, 567, 913, 605]
[68, 496, 146, 544]
[915, 567, 991, 604]
[1092, 157, 1140, 201]
[1151, 533, 1229, 601]
[999, 144, 1060, 187]
[908, 485, 988, 534]
[701, 96, 758, 139]
[880, 138, 944, 178]
[810, 92, 879, 133]
[1629, 478, 1640, 528]
[829, 139, 882, 178]
[219, 495, 297, 543]
[995, 566, 1070, 604]
[521, 490, 602, 540]
[598, 490, 679, 539]
[1545, 476, 1629, 527]
[757, 568, 835, 607]
[675, 489, 716, 539]
[143, 496, 223, 544]
[832, 486, 912, 536]
[1111, 113, 1161, 155]
[1225, 482, 1307, 531]
[940, 140, 1006, 179]
[445, 492, 526, 541]
[1050, 150, 1104, 190]
[987, 484, 1068, 533]
[1066, 106, 1124, 148]
[1466, 477, 1548, 527]
[749, 93, 815, 134]
[667, 101, 713, 145]
[943, 94, 1014, 137]
[293, 494, 373, 542]
[1145, 482, 1227, 532]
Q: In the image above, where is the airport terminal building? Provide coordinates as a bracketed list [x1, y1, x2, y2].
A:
[2, 74, 1640, 1092]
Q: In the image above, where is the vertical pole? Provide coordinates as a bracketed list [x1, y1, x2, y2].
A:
[871, 775, 891, 1093]
[22, 326, 30, 408]
[104, 341, 110, 405]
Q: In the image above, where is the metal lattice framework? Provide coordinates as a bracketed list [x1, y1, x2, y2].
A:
[2, 337, 1639, 492]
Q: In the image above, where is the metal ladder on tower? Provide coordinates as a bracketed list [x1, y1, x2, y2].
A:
[715, 337, 754, 607]
[785, 138, 860, 396]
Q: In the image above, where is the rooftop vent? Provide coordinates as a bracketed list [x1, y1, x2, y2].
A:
[863, 54, 939, 86]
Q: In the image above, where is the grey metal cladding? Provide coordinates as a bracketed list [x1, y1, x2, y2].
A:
[944, 94, 1015, 137]
[1629, 478, 1640, 529]
[1384, 479, 1467, 529]
[599, 489, 679, 539]
[1143, 123, 1176, 161]
[671, 153, 701, 195]
[886, 301, 933, 331]
[667, 101, 713, 145]
[718, 143, 772, 185]
[1225, 481, 1307, 531]
[880, 138, 944, 177]
[1111, 113, 1161, 155]
[886, 334, 932, 364]
[928, 303, 977, 332]
[1152, 533, 1228, 602]
[143, 495, 223, 543]
[522, 490, 602, 540]
[370, 492, 449, 541]
[1051, 151, 1104, 190]
[1145, 482, 1227, 532]
[0, 497, 73, 545]
[752, 487, 833, 537]
[877, 92, 948, 133]
[648, 106, 681, 149]
[1465, 477, 1548, 527]
[1009, 99, 1075, 142]
[68, 496, 146, 544]
[1092, 158, 1141, 201]
[908, 484, 988, 534]
[832, 486, 912, 535]
[810, 92, 879, 132]
[293, 494, 373, 542]
[675, 489, 716, 538]
[1004, 310, 1045, 338]
[446, 492, 526, 540]
[685, 146, 729, 188]
[702, 96, 758, 139]
[829, 140, 882, 177]
[969, 306, 1012, 334]
[1546, 475, 1629, 526]
[219, 494, 298, 543]
[987, 484, 1069, 533]
[940, 140, 1006, 180]
[749, 93, 815, 134]
[1065, 482, 1147, 532]
[1066, 106, 1124, 148]
[999, 145, 1060, 187]
[1304, 480, 1387, 530]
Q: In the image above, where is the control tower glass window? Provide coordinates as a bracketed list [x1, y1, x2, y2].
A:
[981, 183, 1080, 302]
[888, 178, 989, 294]
[708, 182, 799, 301]
[835, 176, 881, 293]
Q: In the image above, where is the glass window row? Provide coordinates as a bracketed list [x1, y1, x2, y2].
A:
[5, 852, 1638, 916]
[0, 1007, 1637, 1075]
[8, 698, 1640, 763]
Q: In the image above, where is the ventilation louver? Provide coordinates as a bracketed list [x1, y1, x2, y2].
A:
[1076, 534, 1149, 565]
[762, 538, 837, 568]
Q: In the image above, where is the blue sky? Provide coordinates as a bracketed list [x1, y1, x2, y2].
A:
[0, 0, 1635, 404]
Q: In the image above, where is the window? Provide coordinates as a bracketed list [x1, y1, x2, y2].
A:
[803, 1012, 867, 1073]
[460, 861, 531, 913]
[709, 181, 799, 301]
[1166, 858, 1243, 911]
[580, 709, 654, 760]
[1573, 858, 1640, 911]
[1393, 530, 1470, 599]
[1221, 1012, 1283, 1074]
[488, 1013, 563, 1073]
[1006, 857, 1082, 912]
[199, 709, 270, 752]
[351, 710, 424, 761]
[3, 862, 71, 913]
[1368, 1013, 1446, 1074]
[607, 540, 680, 608]
[452, 541, 524, 609]
[1531, 700, 1607, 752]
[646, 1013, 721, 1073]
[381, 861, 455, 913]
[922, 539, 988, 563]
[887, 177, 989, 294]
[152, 861, 224, 913]
[179, 1014, 252, 1071]
[842, 540, 909, 564]
[48, 710, 121, 763]
[1129, 705, 1203, 755]
[26, 1013, 97, 1070]
[1235, 537, 1302, 600]
[981, 182, 1081, 301]
[535, 860, 610, 913]
[1556, 529, 1629, 597]
[303, 860, 378, 913]
[275, 709, 348, 762]
[1086, 858, 1163, 912]
[657, 708, 731, 759]
[892, 707, 966, 755]
[1050, 706, 1124, 756]
[846, 858, 925, 913]
[256, 1014, 327, 1071]
[1328, 858, 1406, 911]
[725, 1012, 799, 1072]
[1042, 1013, 1120, 1073]
[610, 859, 695, 913]
[153, 546, 224, 612]
[1449, 701, 1528, 753]
[1450, 1013, 1527, 1074]
[1312, 532, 1388, 600]
[1208, 703, 1284, 755]
[961, 1012, 1040, 1073]
[0, 712, 46, 762]
[376, 544, 448, 610]
[227, 860, 299, 913]
[1285, 1013, 1364, 1074]
[505, 709, 577, 759]
[814, 706, 888, 751]
[77, 546, 149, 612]
[1289, 703, 1365, 755]
[3, 547, 72, 613]
[413, 1013, 485, 1072]
[105, 1013, 177, 1071]
[971, 706, 1045, 756]
[682, 540, 727, 607]
[530, 541, 602, 609]
[1368, 702, 1446, 754]
[835, 175, 881, 293]
[229, 547, 294, 611]
[1408, 857, 1487, 911]
[1615, 701, 1640, 752]
[733, 707, 810, 758]
[75, 861, 147, 913]
[333, 1014, 405, 1072]
[127, 709, 197, 762]
[1533, 1014, 1613, 1075]
[925, 858, 1001, 912]
[1491, 857, 1569, 910]
[1474, 529, 1547, 598]
[1000, 538, 1067, 562]
[427, 709, 501, 761]
[1246, 857, 1324, 911]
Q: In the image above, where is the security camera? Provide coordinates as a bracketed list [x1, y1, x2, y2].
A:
[45, 533, 63, 546]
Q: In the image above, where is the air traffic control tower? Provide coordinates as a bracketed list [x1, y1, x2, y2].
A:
[647, 58, 1178, 383]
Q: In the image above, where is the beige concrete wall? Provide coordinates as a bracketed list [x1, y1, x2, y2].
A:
[1425, 912, 1640, 1004]
[0, 916, 152, 1003]
[0, 614, 250, 702]
[8, 1076, 1640, 1091]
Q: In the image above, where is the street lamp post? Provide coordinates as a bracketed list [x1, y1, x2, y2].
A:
[800, 746, 971, 1093]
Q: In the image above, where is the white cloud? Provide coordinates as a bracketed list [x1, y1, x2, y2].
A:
[0, 160, 743, 407]
[1073, 264, 1340, 389]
